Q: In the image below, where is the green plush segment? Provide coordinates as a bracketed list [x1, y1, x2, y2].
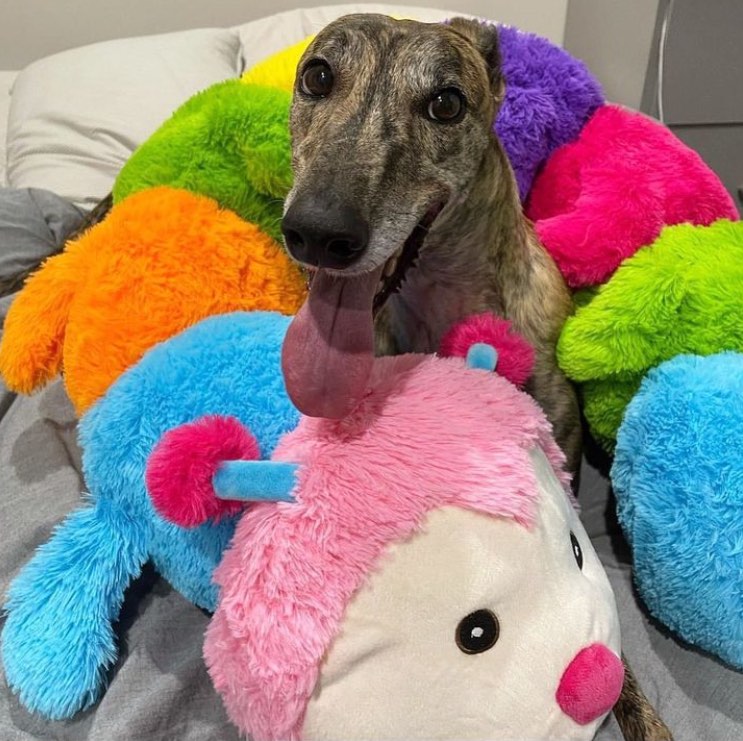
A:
[558, 219, 743, 448]
[113, 81, 292, 241]
[580, 375, 642, 452]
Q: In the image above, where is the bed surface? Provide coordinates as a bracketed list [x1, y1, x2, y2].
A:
[1, 5, 742, 740]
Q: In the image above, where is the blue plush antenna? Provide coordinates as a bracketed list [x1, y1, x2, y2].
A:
[213, 460, 299, 502]
[466, 342, 499, 372]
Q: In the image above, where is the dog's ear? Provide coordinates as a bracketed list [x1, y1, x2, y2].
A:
[448, 18, 505, 102]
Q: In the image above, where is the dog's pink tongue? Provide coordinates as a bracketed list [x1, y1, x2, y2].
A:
[282, 266, 382, 419]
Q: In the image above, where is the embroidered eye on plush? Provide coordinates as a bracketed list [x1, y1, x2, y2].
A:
[456, 609, 500, 654]
[427, 88, 466, 123]
[570, 531, 584, 570]
[300, 61, 335, 97]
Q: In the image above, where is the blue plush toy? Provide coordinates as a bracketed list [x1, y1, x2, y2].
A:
[612, 352, 743, 669]
[1, 311, 298, 720]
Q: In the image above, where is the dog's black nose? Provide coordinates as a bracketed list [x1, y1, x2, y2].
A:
[282, 196, 369, 269]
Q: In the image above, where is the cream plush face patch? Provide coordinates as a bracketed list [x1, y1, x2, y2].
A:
[303, 448, 620, 741]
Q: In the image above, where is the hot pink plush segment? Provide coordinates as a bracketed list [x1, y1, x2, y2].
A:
[439, 313, 535, 387]
[146, 414, 259, 527]
[204, 354, 569, 740]
[526, 104, 739, 289]
[556, 643, 625, 725]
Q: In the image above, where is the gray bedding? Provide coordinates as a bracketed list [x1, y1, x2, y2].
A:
[1, 189, 742, 740]
[0, 188, 84, 297]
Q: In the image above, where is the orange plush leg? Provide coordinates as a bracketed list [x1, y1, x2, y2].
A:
[0, 242, 85, 395]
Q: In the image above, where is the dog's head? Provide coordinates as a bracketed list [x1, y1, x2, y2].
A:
[281, 14, 506, 419]
[283, 14, 504, 277]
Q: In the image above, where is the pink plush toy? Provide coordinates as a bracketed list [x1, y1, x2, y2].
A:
[526, 104, 739, 289]
[149, 337, 622, 741]
[439, 312, 535, 387]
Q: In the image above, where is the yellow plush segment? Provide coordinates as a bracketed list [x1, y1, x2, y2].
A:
[242, 36, 315, 91]
[0, 186, 307, 415]
[240, 16, 420, 91]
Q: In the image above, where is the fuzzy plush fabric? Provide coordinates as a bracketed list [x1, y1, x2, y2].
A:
[242, 37, 313, 92]
[148, 415, 301, 528]
[1, 312, 299, 719]
[557, 220, 743, 448]
[0, 187, 306, 414]
[239, 25, 602, 203]
[146, 415, 260, 528]
[439, 312, 534, 387]
[612, 353, 743, 669]
[527, 105, 739, 289]
[204, 354, 576, 739]
[495, 25, 603, 201]
[212, 459, 300, 504]
[113, 81, 292, 242]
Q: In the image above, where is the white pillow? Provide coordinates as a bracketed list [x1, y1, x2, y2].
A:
[236, 4, 462, 71]
[0, 71, 18, 187]
[6, 28, 242, 209]
[6, 6, 462, 210]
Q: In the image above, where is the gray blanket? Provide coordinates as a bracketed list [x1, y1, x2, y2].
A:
[1, 188, 742, 740]
[0, 188, 84, 298]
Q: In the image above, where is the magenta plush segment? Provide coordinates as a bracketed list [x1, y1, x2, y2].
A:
[556, 643, 625, 725]
[204, 354, 569, 740]
[439, 312, 535, 388]
[146, 414, 259, 527]
[526, 104, 740, 288]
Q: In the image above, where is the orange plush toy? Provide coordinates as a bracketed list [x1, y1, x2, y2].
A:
[0, 78, 305, 414]
[0, 186, 305, 414]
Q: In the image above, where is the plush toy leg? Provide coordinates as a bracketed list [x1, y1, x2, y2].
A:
[1, 502, 148, 719]
[0, 243, 83, 396]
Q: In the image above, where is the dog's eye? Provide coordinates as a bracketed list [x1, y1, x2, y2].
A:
[300, 61, 334, 98]
[427, 88, 466, 123]
[456, 609, 499, 654]
[570, 531, 584, 570]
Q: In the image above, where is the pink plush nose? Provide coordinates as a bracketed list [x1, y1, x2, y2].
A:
[556, 643, 624, 725]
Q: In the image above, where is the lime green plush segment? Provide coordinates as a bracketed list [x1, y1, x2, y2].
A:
[580, 376, 642, 452]
[558, 219, 743, 446]
[113, 81, 292, 241]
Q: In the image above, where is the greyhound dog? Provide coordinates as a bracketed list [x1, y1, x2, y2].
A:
[280, 14, 581, 473]
[280, 14, 671, 741]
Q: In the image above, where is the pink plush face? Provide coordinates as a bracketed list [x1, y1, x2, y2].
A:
[204, 355, 621, 741]
[301, 448, 622, 740]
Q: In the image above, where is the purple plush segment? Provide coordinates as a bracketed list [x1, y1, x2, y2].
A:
[495, 25, 604, 201]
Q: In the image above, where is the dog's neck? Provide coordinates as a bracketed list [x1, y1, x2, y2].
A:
[379, 139, 553, 354]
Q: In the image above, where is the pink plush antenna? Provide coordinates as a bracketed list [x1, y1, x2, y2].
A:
[439, 313, 535, 387]
[146, 415, 259, 527]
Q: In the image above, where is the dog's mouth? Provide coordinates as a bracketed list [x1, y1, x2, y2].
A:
[282, 201, 444, 420]
[372, 201, 445, 317]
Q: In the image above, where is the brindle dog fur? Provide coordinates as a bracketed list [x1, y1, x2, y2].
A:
[285, 15, 581, 473]
[285, 14, 672, 741]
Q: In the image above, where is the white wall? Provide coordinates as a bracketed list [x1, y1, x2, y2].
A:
[0, 0, 568, 70]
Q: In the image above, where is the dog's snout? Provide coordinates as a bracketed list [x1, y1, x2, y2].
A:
[282, 196, 369, 269]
